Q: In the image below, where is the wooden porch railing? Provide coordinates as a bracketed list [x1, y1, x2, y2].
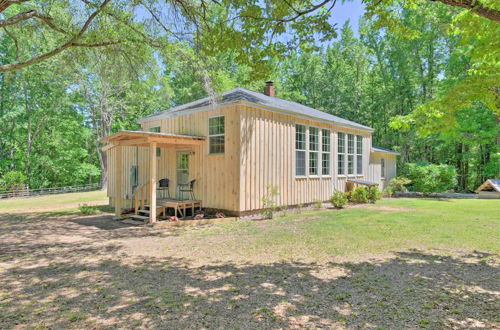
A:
[133, 182, 151, 215]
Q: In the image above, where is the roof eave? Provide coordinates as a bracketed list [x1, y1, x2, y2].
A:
[371, 148, 400, 155]
[138, 99, 374, 133]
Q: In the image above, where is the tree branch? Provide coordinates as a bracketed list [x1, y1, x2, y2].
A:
[277, 0, 331, 23]
[0, 9, 36, 28]
[0, 9, 67, 33]
[0, 0, 111, 72]
[0, 0, 31, 13]
[2, 27, 19, 59]
[430, 0, 500, 21]
[71, 41, 121, 47]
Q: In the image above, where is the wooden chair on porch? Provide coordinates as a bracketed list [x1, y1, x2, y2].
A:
[157, 178, 170, 199]
[177, 179, 196, 200]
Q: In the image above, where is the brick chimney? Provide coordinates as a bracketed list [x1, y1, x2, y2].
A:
[264, 81, 275, 97]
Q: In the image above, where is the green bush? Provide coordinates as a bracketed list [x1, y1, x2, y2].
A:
[330, 191, 348, 209]
[387, 176, 412, 193]
[382, 188, 394, 198]
[261, 185, 279, 219]
[313, 200, 323, 209]
[0, 170, 26, 189]
[405, 163, 457, 193]
[367, 186, 382, 203]
[79, 204, 98, 215]
[343, 191, 352, 202]
[351, 186, 368, 203]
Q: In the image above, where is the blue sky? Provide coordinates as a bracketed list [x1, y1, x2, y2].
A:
[328, 0, 365, 36]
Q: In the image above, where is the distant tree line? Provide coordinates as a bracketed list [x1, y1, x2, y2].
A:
[0, 0, 498, 192]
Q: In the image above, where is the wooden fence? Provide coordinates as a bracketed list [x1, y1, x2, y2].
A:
[0, 183, 101, 199]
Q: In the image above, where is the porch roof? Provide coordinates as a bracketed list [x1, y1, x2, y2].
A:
[347, 178, 379, 187]
[100, 130, 205, 151]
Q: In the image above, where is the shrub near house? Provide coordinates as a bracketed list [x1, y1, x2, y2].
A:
[405, 163, 457, 193]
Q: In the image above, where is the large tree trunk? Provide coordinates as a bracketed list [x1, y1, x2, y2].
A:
[99, 148, 108, 190]
[456, 142, 464, 191]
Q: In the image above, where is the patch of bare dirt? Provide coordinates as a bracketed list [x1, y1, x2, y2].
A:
[2, 200, 109, 214]
[347, 204, 413, 211]
[0, 212, 498, 329]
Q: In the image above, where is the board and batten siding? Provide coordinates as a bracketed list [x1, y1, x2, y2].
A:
[367, 152, 397, 190]
[238, 105, 373, 211]
[140, 105, 241, 212]
[108, 102, 397, 213]
[108, 144, 176, 209]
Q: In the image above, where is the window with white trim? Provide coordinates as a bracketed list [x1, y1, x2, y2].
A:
[356, 135, 363, 175]
[309, 127, 319, 175]
[347, 134, 354, 175]
[150, 126, 161, 157]
[381, 158, 386, 178]
[295, 124, 306, 176]
[321, 129, 330, 175]
[337, 132, 345, 175]
[208, 116, 225, 154]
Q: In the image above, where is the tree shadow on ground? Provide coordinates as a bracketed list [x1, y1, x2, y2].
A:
[0, 214, 498, 328]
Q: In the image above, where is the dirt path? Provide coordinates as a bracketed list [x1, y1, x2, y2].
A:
[0, 212, 498, 329]
[1, 200, 109, 214]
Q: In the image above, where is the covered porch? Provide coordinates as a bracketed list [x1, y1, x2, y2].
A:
[101, 130, 205, 223]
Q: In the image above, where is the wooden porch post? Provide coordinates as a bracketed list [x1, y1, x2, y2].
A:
[115, 146, 122, 217]
[149, 142, 157, 223]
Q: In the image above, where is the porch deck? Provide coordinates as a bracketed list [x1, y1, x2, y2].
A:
[130, 198, 202, 222]
[158, 198, 202, 218]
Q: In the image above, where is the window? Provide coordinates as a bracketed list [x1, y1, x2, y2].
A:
[295, 124, 306, 176]
[338, 132, 345, 154]
[338, 154, 345, 175]
[322, 129, 330, 175]
[309, 127, 319, 151]
[309, 152, 318, 175]
[208, 116, 225, 154]
[356, 135, 363, 175]
[348, 155, 354, 175]
[348, 134, 354, 154]
[309, 127, 319, 175]
[130, 165, 138, 187]
[337, 132, 345, 175]
[150, 126, 161, 157]
[381, 158, 385, 178]
[347, 134, 354, 175]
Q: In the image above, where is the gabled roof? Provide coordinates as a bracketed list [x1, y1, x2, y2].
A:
[138, 87, 373, 132]
[371, 146, 400, 155]
[475, 179, 500, 193]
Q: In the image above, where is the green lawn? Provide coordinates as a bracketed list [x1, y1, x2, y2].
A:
[174, 198, 499, 262]
[0, 197, 498, 328]
[0, 190, 108, 213]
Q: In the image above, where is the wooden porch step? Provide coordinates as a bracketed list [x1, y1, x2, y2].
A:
[130, 215, 149, 222]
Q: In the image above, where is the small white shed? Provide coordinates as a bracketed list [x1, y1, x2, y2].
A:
[475, 179, 500, 199]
